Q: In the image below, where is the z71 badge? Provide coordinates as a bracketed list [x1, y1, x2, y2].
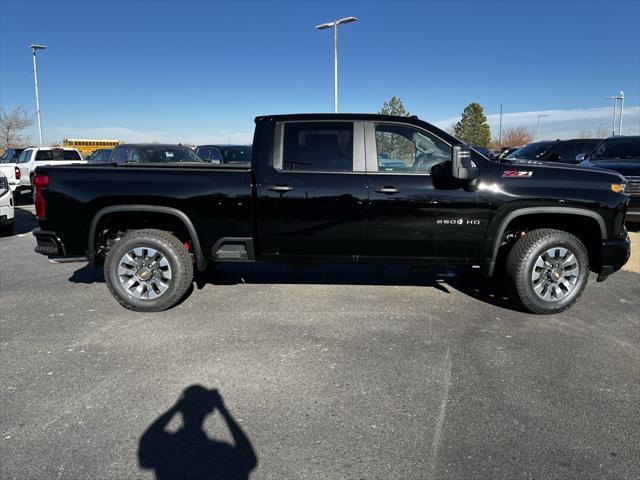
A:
[503, 170, 533, 177]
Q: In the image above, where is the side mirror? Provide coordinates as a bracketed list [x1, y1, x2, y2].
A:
[452, 145, 479, 180]
[575, 153, 587, 162]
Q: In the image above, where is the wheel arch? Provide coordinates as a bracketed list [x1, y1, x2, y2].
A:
[484, 207, 606, 277]
[88, 205, 207, 271]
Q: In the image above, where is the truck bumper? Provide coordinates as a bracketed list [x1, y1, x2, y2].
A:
[596, 233, 631, 282]
[33, 228, 67, 256]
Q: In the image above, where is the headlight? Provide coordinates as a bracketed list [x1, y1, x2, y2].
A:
[611, 183, 626, 194]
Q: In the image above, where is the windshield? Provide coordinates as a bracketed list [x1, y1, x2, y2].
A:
[219, 146, 252, 164]
[506, 142, 556, 160]
[0, 150, 21, 162]
[139, 146, 203, 163]
[591, 137, 640, 161]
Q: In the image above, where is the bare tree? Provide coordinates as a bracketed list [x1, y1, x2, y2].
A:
[0, 106, 33, 152]
[499, 126, 534, 147]
[445, 123, 456, 136]
[595, 124, 609, 139]
[577, 129, 592, 139]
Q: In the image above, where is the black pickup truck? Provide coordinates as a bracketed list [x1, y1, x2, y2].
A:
[32, 114, 631, 314]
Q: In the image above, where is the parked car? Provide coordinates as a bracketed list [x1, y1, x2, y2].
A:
[0, 148, 27, 193]
[195, 145, 252, 165]
[109, 144, 203, 164]
[504, 139, 599, 164]
[32, 113, 630, 314]
[0, 172, 15, 235]
[577, 136, 640, 223]
[16, 147, 85, 192]
[86, 149, 113, 163]
[0, 161, 20, 193]
[498, 146, 521, 161]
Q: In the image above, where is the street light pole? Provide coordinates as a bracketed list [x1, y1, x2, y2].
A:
[29, 44, 47, 147]
[498, 104, 503, 149]
[604, 93, 623, 136]
[316, 16, 357, 113]
[618, 90, 624, 135]
[536, 114, 548, 142]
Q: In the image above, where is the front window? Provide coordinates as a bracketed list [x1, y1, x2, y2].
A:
[281, 122, 353, 172]
[591, 137, 640, 161]
[18, 150, 32, 163]
[374, 123, 451, 173]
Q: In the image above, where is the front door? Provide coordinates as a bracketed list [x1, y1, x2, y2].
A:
[364, 121, 491, 262]
[256, 120, 368, 260]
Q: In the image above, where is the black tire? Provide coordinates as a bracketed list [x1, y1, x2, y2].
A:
[505, 228, 589, 314]
[104, 229, 193, 312]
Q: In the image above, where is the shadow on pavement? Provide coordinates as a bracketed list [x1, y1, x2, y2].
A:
[70, 261, 523, 312]
[12, 206, 37, 235]
[138, 385, 257, 480]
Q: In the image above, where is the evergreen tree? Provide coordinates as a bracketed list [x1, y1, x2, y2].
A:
[453, 103, 491, 148]
[379, 97, 410, 117]
[377, 97, 413, 162]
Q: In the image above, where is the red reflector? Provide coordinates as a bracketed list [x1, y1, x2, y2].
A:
[33, 173, 49, 219]
[14, 167, 20, 180]
[33, 173, 49, 188]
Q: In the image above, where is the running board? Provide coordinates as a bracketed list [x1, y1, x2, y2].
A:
[48, 257, 88, 264]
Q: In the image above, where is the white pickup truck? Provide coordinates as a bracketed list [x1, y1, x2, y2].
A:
[0, 148, 25, 192]
[15, 147, 85, 192]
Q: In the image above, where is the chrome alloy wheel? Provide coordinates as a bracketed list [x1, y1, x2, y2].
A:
[117, 247, 172, 300]
[531, 247, 580, 302]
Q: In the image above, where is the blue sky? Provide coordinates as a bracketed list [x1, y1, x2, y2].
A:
[1, 0, 639, 145]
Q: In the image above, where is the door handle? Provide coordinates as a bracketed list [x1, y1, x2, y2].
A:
[268, 185, 294, 192]
[376, 186, 399, 194]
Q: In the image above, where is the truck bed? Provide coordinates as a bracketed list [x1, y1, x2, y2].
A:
[36, 163, 254, 260]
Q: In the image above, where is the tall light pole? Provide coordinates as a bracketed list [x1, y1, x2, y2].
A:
[618, 90, 624, 135]
[498, 104, 503, 149]
[604, 92, 623, 136]
[315, 16, 357, 113]
[536, 114, 548, 141]
[29, 44, 46, 147]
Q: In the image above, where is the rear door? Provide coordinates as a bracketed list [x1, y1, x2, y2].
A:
[364, 121, 491, 261]
[256, 120, 368, 260]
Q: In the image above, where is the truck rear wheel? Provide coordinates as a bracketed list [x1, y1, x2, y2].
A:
[505, 228, 589, 314]
[105, 229, 193, 312]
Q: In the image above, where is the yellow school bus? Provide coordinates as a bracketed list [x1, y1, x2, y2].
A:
[63, 139, 120, 156]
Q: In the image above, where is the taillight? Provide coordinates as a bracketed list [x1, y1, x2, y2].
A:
[33, 173, 49, 219]
[14, 166, 20, 180]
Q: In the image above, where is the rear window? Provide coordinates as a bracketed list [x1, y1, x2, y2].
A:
[219, 146, 252, 164]
[196, 147, 223, 163]
[35, 149, 82, 161]
[139, 146, 203, 163]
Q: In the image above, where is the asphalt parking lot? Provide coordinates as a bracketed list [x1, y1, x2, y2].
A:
[1, 203, 639, 480]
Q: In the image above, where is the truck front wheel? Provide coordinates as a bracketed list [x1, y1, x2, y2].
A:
[105, 229, 193, 312]
[505, 228, 589, 314]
